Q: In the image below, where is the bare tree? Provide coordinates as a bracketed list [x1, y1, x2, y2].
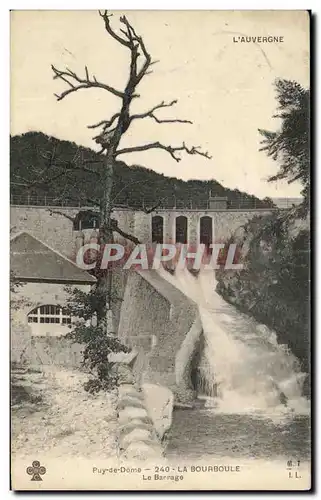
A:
[50, 11, 211, 333]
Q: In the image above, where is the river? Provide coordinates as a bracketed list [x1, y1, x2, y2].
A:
[157, 265, 311, 463]
[167, 410, 310, 462]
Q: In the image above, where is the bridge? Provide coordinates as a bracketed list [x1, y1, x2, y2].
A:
[10, 202, 277, 260]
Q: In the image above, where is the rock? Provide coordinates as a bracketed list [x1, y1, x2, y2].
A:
[118, 384, 144, 399]
[117, 396, 146, 411]
[142, 383, 174, 440]
[124, 416, 154, 427]
[119, 428, 154, 449]
[173, 401, 194, 409]
[108, 351, 138, 367]
[118, 406, 148, 424]
[117, 365, 135, 385]
[119, 420, 154, 436]
[124, 440, 163, 460]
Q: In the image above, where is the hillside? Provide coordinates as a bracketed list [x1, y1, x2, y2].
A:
[10, 132, 274, 210]
[216, 208, 310, 394]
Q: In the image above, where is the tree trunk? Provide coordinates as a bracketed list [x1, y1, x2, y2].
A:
[97, 153, 114, 334]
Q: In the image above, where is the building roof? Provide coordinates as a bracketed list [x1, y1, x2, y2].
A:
[10, 232, 96, 284]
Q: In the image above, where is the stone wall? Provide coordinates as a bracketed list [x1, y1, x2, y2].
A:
[11, 281, 90, 366]
[10, 206, 136, 259]
[11, 206, 77, 258]
[213, 210, 271, 242]
[18, 336, 84, 367]
[116, 363, 165, 461]
[117, 269, 202, 402]
[11, 282, 91, 337]
[11, 206, 273, 260]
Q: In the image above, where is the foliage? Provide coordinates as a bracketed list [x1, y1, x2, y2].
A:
[10, 132, 275, 210]
[10, 271, 30, 311]
[259, 79, 310, 209]
[216, 208, 310, 385]
[10, 270, 23, 294]
[64, 285, 130, 393]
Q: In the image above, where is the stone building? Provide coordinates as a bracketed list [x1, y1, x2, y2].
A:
[11, 231, 96, 338]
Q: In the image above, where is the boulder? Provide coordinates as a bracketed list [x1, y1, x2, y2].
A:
[108, 351, 138, 366]
[119, 420, 154, 436]
[118, 384, 144, 399]
[118, 406, 148, 425]
[117, 396, 146, 411]
[117, 364, 135, 385]
[142, 383, 174, 440]
[124, 440, 163, 460]
[119, 428, 154, 449]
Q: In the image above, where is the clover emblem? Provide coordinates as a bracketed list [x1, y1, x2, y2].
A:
[26, 460, 46, 481]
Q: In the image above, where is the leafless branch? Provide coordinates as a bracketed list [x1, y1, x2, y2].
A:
[116, 141, 212, 162]
[40, 150, 100, 177]
[11, 170, 71, 189]
[51, 65, 126, 100]
[130, 100, 192, 125]
[47, 209, 76, 223]
[87, 198, 101, 207]
[66, 163, 100, 177]
[99, 11, 131, 48]
[88, 113, 121, 130]
[47, 207, 138, 243]
[99, 10, 153, 87]
[142, 201, 162, 213]
[110, 179, 144, 205]
[109, 219, 141, 245]
[121, 16, 152, 83]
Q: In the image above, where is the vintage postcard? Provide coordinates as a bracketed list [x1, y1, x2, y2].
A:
[10, 10, 311, 491]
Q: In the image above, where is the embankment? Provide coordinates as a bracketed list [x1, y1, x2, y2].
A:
[117, 269, 202, 402]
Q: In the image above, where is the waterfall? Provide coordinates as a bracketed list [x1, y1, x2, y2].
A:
[157, 264, 310, 419]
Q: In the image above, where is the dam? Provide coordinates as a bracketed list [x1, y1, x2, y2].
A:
[10, 201, 311, 464]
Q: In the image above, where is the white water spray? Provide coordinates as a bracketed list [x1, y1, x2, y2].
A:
[157, 264, 309, 419]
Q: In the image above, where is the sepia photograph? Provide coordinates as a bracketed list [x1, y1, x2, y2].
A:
[10, 9, 311, 491]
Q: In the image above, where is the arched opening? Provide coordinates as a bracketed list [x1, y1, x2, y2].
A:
[175, 216, 188, 244]
[73, 210, 100, 231]
[27, 305, 72, 336]
[151, 215, 164, 243]
[200, 216, 213, 247]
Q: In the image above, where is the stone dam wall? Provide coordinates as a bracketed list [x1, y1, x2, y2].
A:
[10, 205, 273, 259]
[117, 269, 202, 403]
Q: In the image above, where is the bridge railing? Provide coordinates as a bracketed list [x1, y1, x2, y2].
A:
[10, 194, 96, 208]
[10, 194, 294, 210]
